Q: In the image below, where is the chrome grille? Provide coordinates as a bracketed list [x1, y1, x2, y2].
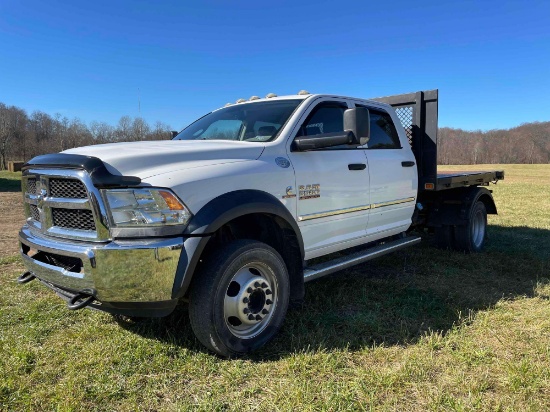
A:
[27, 178, 37, 194]
[52, 208, 96, 231]
[22, 170, 110, 241]
[50, 178, 87, 198]
[30, 205, 40, 221]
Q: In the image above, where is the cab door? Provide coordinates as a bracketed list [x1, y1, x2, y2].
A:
[287, 99, 370, 259]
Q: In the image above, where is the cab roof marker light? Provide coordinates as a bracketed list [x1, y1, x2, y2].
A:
[297, 90, 310, 95]
[265, 93, 277, 98]
[224, 103, 232, 107]
[249, 96, 260, 101]
[236, 98, 246, 103]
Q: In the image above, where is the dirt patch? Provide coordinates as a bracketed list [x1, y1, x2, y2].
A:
[0, 192, 25, 258]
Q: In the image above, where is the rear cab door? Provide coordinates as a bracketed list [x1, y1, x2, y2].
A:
[352, 100, 418, 239]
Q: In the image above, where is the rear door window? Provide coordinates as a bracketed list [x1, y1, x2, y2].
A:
[357, 106, 401, 149]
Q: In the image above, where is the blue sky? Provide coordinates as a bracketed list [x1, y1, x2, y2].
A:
[1, 0, 549, 131]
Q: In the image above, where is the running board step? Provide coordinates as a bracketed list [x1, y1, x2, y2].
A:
[303, 236, 421, 282]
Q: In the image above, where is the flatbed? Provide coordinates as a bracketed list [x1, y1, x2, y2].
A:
[435, 170, 504, 191]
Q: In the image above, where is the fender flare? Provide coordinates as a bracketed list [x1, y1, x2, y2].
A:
[428, 186, 497, 227]
[460, 186, 497, 219]
[172, 190, 304, 299]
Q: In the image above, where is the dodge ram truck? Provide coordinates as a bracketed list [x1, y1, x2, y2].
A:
[17, 89, 504, 356]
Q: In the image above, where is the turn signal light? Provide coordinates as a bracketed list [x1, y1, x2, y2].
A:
[159, 190, 185, 210]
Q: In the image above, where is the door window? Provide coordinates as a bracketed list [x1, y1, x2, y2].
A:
[357, 107, 401, 149]
[296, 102, 348, 137]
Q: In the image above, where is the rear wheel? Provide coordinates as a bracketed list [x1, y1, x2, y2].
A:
[189, 239, 289, 357]
[454, 200, 487, 253]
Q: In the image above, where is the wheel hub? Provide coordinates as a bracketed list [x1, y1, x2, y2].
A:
[236, 277, 273, 324]
[223, 264, 277, 338]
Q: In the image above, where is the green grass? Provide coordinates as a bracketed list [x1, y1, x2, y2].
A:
[0, 171, 22, 192]
[1, 165, 549, 411]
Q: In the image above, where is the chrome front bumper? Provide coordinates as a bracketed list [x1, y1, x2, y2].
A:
[19, 225, 184, 315]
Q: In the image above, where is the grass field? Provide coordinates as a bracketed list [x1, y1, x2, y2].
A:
[1, 165, 549, 411]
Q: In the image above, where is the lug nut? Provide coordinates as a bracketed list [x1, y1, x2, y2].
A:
[266, 289, 272, 295]
[262, 309, 268, 315]
[243, 297, 249, 304]
[261, 282, 268, 288]
[255, 315, 262, 321]
[248, 314, 254, 321]
[247, 287, 253, 293]
[266, 299, 273, 305]
[243, 308, 250, 314]
[254, 281, 260, 288]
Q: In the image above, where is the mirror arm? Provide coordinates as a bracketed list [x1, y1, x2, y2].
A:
[293, 131, 355, 151]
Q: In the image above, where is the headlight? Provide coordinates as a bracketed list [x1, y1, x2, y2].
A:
[103, 188, 192, 227]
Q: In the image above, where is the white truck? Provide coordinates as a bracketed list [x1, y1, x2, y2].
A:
[18, 90, 504, 356]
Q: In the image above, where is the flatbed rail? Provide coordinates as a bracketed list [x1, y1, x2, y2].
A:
[435, 170, 504, 191]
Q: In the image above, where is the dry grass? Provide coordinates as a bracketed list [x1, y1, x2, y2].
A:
[1, 165, 549, 411]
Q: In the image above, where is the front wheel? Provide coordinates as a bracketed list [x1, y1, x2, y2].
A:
[188, 240, 289, 357]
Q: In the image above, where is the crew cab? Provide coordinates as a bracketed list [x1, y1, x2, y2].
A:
[17, 90, 504, 356]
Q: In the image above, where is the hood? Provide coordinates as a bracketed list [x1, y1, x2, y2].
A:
[62, 140, 265, 179]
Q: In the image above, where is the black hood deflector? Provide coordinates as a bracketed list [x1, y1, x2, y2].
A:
[23, 153, 141, 188]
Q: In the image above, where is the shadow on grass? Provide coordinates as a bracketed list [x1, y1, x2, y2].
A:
[0, 177, 21, 192]
[114, 225, 550, 360]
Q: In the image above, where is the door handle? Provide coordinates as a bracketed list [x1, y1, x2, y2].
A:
[401, 161, 415, 167]
[348, 163, 366, 170]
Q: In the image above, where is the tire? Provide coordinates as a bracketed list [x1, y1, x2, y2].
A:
[434, 225, 454, 250]
[454, 200, 487, 253]
[188, 239, 290, 357]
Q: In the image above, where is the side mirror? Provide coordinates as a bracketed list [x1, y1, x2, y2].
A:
[171, 131, 179, 139]
[293, 131, 355, 151]
[344, 107, 370, 146]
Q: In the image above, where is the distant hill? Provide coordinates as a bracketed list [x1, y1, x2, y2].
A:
[438, 121, 550, 164]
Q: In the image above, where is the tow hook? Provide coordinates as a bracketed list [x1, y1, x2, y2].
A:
[17, 271, 36, 284]
[67, 293, 95, 310]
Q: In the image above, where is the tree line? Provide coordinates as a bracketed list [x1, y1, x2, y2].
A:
[438, 121, 550, 164]
[0, 102, 173, 170]
[1, 101, 549, 169]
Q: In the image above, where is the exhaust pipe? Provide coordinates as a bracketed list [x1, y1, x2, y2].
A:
[17, 271, 36, 284]
[67, 292, 95, 310]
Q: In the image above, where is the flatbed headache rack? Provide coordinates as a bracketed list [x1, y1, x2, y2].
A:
[371, 89, 504, 191]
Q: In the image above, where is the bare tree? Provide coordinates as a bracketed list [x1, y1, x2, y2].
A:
[131, 117, 150, 141]
[115, 116, 132, 141]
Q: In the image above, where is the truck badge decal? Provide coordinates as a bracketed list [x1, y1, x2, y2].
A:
[282, 186, 296, 199]
[275, 157, 290, 168]
[299, 184, 320, 200]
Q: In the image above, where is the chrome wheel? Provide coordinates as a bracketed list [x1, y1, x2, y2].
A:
[223, 262, 278, 339]
[471, 207, 486, 249]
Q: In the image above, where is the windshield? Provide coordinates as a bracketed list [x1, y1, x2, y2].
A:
[173, 99, 303, 142]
